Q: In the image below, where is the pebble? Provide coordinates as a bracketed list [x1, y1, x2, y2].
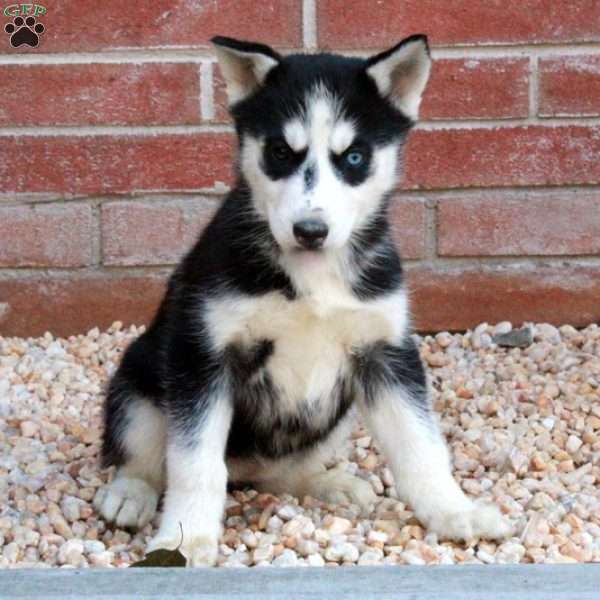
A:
[1, 321, 599, 568]
[273, 549, 298, 567]
[322, 516, 352, 535]
[566, 435, 582, 454]
[20, 421, 40, 438]
[58, 539, 84, 566]
[493, 326, 534, 348]
[324, 543, 359, 563]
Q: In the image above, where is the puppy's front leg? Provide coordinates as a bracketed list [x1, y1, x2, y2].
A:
[148, 379, 232, 567]
[357, 337, 511, 542]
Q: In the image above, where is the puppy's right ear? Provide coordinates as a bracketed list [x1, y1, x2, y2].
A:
[212, 36, 281, 106]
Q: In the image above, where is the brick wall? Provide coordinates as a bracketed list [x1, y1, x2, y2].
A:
[1, 0, 599, 336]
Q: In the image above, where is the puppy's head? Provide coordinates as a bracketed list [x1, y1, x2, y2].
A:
[213, 35, 431, 253]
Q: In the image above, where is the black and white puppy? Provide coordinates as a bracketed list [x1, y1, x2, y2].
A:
[94, 34, 511, 565]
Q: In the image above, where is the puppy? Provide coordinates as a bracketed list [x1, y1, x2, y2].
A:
[94, 34, 511, 566]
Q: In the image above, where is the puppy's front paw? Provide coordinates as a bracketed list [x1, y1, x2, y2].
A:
[426, 501, 513, 542]
[148, 529, 218, 567]
[94, 477, 158, 528]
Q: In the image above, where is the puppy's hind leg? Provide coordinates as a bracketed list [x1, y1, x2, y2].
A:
[357, 337, 512, 542]
[254, 424, 377, 510]
[94, 336, 167, 529]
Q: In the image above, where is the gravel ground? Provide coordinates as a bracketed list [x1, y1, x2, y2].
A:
[1, 321, 599, 568]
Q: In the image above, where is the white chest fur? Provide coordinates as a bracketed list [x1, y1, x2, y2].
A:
[205, 279, 409, 415]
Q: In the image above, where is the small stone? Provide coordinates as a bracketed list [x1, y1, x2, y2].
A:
[296, 539, 320, 557]
[493, 322, 512, 336]
[307, 553, 325, 567]
[358, 549, 384, 565]
[83, 540, 106, 555]
[566, 435, 582, 454]
[367, 529, 388, 547]
[58, 539, 84, 566]
[272, 549, 298, 567]
[322, 516, 352, 535]
[20, 421, 40, 437]
[276, 504, 298, 521]
[252, 544, 274, 564]
[240, 530, 258, 549]
[435, 332, 453, 348]
[426, 352, 449, 368]
[493, 326, 533, 348]
[324, 543, 359, 563]
[61, 496, 83, 522]
[88, 551, 114, 567]
[496, 542, 526, 564]
[536, 324, 561, 344]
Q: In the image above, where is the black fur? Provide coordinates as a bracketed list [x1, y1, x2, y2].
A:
[355, 336, 429, 414]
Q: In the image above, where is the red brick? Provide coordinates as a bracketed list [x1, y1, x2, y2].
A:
[102, 199, 219, 266]
[0, 274, 166, 337]
[539, 56, 600, 117]
[389, 197, 427, 259]
[0, 204, 92, 268]
[1, 1, 301, 53]
[403, 126, 600, 190]
[0, 64, 200, 126]
[0, 134, 234, 194]
[318, 0, 600, 48]
[408, 265, 600, 332]
[421, 59, 529, 120]
[437, 193, 600, 257]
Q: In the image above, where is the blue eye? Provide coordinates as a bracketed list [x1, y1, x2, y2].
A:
[346, 151, 364, 167]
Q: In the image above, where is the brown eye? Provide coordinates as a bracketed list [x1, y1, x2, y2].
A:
[270, 141, 292, 161]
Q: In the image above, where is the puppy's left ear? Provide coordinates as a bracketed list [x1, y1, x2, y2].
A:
[365, 34, 431, 121]
[212, 36, 281, 106]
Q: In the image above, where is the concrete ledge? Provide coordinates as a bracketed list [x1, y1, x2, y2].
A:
[1, 565, 600, 599]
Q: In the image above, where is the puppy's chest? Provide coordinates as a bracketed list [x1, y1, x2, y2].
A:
[207, 291, 396, 410]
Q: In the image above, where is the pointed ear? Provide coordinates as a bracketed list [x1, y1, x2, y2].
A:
[365, 34, 431, 120]
[211, 36, 281, 106]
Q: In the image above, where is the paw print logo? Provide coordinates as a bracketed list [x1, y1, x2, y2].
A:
[5, 16, 45, 48]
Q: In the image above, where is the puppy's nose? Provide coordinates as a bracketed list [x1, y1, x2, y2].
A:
[293, 219, 329, 249]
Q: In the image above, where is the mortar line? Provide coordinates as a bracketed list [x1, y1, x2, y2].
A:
[529, 55, 540, 118]
[3, 255, 600, 281]
[199, 61, 215, 121]
[1, 42, 600, 65]
[423, 199, 438, 262]
[91, 200, 102, 269]
[2, 116, 600, 138]
[302, 0, 318, 50]
[0, 124, 234, 137]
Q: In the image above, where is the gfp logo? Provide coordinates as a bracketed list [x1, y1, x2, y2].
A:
[4, 4, 46, 48]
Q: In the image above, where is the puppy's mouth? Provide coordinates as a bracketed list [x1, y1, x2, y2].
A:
[294, 241, 325, 251]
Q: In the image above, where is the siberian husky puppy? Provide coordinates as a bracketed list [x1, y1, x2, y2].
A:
[94, 34, 511, 565]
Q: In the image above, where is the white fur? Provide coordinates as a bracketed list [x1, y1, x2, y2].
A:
[366, 37, 431, 120]
[94, 477, 158, 529]
[94, 398, 166, 527]
[329, 120, 356, 155]
[240, 89, 398, 252]
[149, 389, 233, 566]
[359, 387, 512, 541]
[284, 119, 308, 152]
[120, 399, 166, 489]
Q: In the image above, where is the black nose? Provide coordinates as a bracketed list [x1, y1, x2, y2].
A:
[293, 219, 329, 249]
